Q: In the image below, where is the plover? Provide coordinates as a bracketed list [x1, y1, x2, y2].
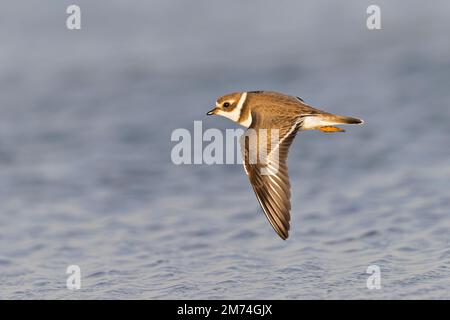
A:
[207, 91, 363, 239]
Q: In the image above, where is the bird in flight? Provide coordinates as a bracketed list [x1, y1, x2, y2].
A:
[207, 91, 363, 240]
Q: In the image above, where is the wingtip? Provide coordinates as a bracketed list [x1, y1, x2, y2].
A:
[278, 231, 289, 240]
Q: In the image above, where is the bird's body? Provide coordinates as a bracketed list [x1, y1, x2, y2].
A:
[207, 91, 363, 240]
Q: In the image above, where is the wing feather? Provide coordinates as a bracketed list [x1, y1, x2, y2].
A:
[240, 112, 302, 240]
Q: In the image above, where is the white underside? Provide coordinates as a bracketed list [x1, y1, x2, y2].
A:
[301, 116, 338, 130]
[239, 115, 252, 128]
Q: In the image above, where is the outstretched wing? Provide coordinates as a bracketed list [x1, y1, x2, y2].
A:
[240, 112, 302, 240]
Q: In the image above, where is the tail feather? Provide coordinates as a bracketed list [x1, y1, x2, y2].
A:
[302, 114, 364, 130]
[328, 115, 364, 125]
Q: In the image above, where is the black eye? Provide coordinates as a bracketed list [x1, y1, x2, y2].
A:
[223, 102, 230, 108]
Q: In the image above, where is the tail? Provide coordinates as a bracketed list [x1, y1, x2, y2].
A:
[327, 115, 364, 125]
[302, 114, 364, 132]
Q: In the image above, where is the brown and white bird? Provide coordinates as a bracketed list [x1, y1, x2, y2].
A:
[207, 91, 363, 240]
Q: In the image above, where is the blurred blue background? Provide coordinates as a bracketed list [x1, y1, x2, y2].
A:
[0, 0, 449, 299]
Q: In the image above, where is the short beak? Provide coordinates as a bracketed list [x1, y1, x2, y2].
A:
[206, 107, 218, 116]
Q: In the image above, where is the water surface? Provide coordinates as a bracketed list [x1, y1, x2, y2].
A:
[0, 0, 450, 299]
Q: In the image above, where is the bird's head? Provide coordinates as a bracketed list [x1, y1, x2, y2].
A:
[207, 92, 246, 123]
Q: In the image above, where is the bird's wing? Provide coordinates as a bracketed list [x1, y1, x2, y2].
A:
[240, 111, 303, 240]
